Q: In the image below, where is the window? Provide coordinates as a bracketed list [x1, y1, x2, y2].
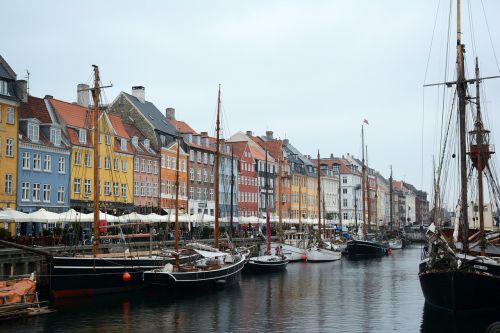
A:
[132, 136, 138, 146]
[197, 169, 202, 182]
[33, 153, 41, 170]
[27, 123, 39, 142]
[197, 188, 201, 200]
[57, 186, 65, 203]
[203, 152, 208, 164]
[0, 80, 9, 96]
[146, 182, 151, 196]
[74, 152, 81, 165]
[147, 160, 152, 173]
[5, 138, 13, 157]
[210, 172, 214, 184]
[85, 153, 91, 167]
[166, 180, 171, 194]
[141, 159, 146, 172]
[84, 179, 91, 194]
[134, 181, 139, 196]
[161, 180, 165, 194]
[134, 158, 139, 171]
[343, 198, 348, 207]
[73, 178, 81, 194]
[140, 182, 145, 196]
[210, 154, 214, 165]
[153, 161, 158, 174]
[121, 184, 127, 198]
[203, 170, 208, 182]
[104, 182, 110, 196]
[120, 138, 127, 151]
[342, 188, 347, 194]
[44, 155, 51, 172]
[50, 128, 61, 146]
[113, 158, 118, 171]
[167, 156, 171, 169]
[197, 151, 202, 163]
[4, 174, 12, 194]
[105, 135, 111, 145]
[153, 183, 158, 197]
[6, 107, 14, 124]
[189, 168, 194, 181]
[58, 156, 65, 173]
[113, 182, 119, 196]
[79, 129, 87, 144]
[32, 183, 40, 201]
[143, 139, 150, 149]
[181, 160, 186, 172]
[105, 156, 111, 169]
[43, 184, 51, 202]
[21, 182, 30, 201]
[161, 155, 165, 168]
[203, 188, 207, 200]
[342, 177, 347, 184]
[172, 158, 176, 171]
[189, 150, 194, 162]
[22, 152, 30, 169]
[343, 212, 348, 220]
[122, 160, 127, 172]
[210, 189, 214, 201]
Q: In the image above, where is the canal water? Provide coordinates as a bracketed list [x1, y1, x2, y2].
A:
[3, 246, 499, 332]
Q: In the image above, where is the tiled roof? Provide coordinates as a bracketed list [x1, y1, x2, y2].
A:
[123, 123, 158, 157]
[227, 141, 248, 159]
[122, 92, 177, 136]
[19, 96, 52, 123]
[113, 140, 134, 155]
[48, 98, 92, 129]
[123, 123, 145, 139]
[107, 113, 129, 138]
[67, 128, 93, 147]
[169, 119, 197, 134]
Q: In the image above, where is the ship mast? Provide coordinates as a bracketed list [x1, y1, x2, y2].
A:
[91, 65, 101, 257]
[265, 149, 271, 255]
[174, 135, 181, 267]
[214, 85, 221, 248]
[361, 124, 367, 237]
[366, 145, 371, 233]
[278, 142, 283, 242]
[317, 150, 322, 243]
[229, 148, 234, 241]
[389, 166, 394, 231]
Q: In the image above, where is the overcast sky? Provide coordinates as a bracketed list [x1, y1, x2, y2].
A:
[4, 0, 500, 197]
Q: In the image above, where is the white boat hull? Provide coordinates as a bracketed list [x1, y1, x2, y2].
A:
[268, 242, 306, 262]
[306, 247, 342, 262]
[389, 239, 403, 250]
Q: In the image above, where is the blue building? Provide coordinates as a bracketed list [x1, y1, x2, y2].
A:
[218, 144, 239, 219]
[17, 96, 70, 233]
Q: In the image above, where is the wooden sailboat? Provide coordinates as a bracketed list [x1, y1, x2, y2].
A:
[143, 85, 246, 289]
[245, 149, 288, 273]
[419, 0, 500, 312]
[305, 150, 341, 262]
[346, 125, 389, 259]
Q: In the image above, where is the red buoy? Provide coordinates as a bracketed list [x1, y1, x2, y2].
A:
[301, 254, 308, 262]
[122, 271, 132, 282]
[387, 248, 393, 256]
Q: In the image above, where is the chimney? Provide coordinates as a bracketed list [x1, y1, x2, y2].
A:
[330, 153, 334, 159]
[44, 95, 53, 99]
[77, 83, 90, 107]
[246, 130, 253, 137]
[166, 107, 175, 120]
[266, 131, 273, 140]
[283, 139, 289, 146]
[15, 80, 28, 103]
[200, 131, 208, 137]
[132, 86, 145, 103]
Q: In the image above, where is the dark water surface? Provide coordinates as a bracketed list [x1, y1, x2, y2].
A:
[3, 246, 499, 333]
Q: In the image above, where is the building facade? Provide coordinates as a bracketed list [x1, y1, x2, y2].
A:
[160, 140, 188, 213]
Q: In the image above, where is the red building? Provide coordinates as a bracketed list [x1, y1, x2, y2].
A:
[228, 141, 258, 217]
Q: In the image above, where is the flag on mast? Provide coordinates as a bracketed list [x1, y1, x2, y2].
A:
[363, 119, 369, 125]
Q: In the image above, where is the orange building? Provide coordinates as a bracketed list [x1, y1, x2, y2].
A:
[160, 140, 188, 213]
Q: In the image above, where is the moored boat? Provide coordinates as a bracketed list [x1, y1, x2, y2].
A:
[306, 245, 342, 262]
[346, 239, 388, 259]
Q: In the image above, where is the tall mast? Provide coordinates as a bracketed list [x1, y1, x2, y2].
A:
[214, 85, 221, 248]
[278, 142, 283, 242]
[91, 65, 100, 257]
[389, 166, 394, 231]
[265, 150, 271, 254]
[174, 136, 180, 267]
[317, 150, 321, 243]
[229, 148, 234, 241]
[456, 0, 469, 252]
[298, 179, 302, 232]
[366, 145, 371, 233]
[338, 165, 342, 227]
[361, 124, 367, 235]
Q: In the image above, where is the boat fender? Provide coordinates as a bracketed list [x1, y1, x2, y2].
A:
[122, 272, 132, 282]
[386, 248, 392, 256]
[301, 254, 307, 262]
[163, 263, 173, 272]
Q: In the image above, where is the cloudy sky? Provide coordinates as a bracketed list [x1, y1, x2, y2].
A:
[4, 0, 500, 198]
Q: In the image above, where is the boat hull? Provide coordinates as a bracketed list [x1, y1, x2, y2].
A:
[306, 248, 342, 262]
[269, 242, 306, 262]
[419, 261, 500, 312]
[143, 256, 246, 291]
[49, 254, 199, 298]
[244, 256, 288, 273]
[346, 240, 388, 259]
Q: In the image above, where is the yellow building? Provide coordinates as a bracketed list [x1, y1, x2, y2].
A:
[48, 98, 134, 214]
[0, 56, 22, 215]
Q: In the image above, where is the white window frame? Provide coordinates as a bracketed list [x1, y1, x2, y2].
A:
[79, 129, 87, 144]
[6, 107, 14, 124]
[22, 152, 30, 170]
[44, 154, 51, 172]
[5, 138, 13, 157]
[43, 184, 51, 202]
[33, 153, 41, 170]
[21, 182, 30, 201]
[32, 183, 41, 201]
[73, 178, 81, 194]
[57, 186, 65, 203]
[58, 156, 66, 173]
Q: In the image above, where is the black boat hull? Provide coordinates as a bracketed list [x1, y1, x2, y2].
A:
[419, 261, 500, 312]
[244, 259, 288, 273]
[49, 254, 199, 298]
[346, 240, 388, 259]
[143, 257, 246, 291]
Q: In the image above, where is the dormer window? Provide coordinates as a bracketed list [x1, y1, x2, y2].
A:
[50, 128, 61, 146]
[120, 138, 127, 151]
[0, 80, 9, 96]
[79, 129, 87, 144]
[132, 136, 138, 146]
[27, 123, 39, 142]
[105, 135, 111, 145]
[143, 139, 150, 149]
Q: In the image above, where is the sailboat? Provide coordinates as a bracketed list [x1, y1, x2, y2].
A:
[245, 149, 288, 273]
[419, 0, 500, 312]
[346, 125, 389, 259]
[143, 85, 246, 289]
[305, 150, 341, 262]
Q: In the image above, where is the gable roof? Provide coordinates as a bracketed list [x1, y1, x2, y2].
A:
[48, 98, 92, 129]
[169, 119, 197, 134]
[122, 92, 177, 136]
[0, 55, 16, 80]
[123, 123, 158, 156]
[108, 113, 129, 138]
[19, 96, 52, 123]
[227, 141, 249, 159]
